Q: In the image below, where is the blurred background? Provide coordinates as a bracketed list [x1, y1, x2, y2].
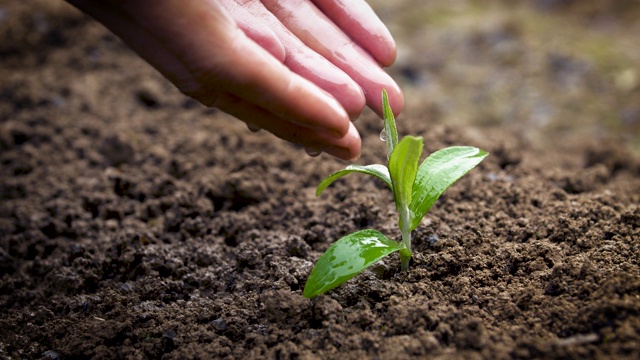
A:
[370, 0, 640, 151]
[1, 0, 639, 152]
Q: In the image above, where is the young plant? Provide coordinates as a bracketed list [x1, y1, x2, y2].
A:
[303, 90, 488, 298]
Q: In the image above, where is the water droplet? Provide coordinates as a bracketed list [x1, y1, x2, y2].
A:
[379, 129, 387, 142]
[246, 123, 261, 132]
[305, 146, 322, 157]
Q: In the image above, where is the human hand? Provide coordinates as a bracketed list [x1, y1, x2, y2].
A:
[66, 0, 404, 160]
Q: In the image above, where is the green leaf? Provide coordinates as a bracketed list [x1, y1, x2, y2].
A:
[316, 164, 392, 196]
[408, 146, 488, 231]
[382, 89, 399, 160]
[388, 136, 423, 212]
[303, 229, 402, 298]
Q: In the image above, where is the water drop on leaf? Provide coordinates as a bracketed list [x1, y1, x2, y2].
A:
[379, 129, 387, 142]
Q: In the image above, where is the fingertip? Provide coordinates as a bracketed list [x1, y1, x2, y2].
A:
[377, 36, 397, 68]
[315, 86, 353, 137]
[312, 0, 398, 67]
[324, 121, 361, 161]
[367, 24, 398, 67]
[385, 83, 404, 117]
[367, 81, 404, 118]
[324, 146, 360, 161]
[341, 82, 367, 120]
[346, 121, 362, 160]
[286, 56, 365, 126]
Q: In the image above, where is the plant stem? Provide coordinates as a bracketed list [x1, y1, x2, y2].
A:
[399, 243, 411, 271]
[399, 206, 412, 271]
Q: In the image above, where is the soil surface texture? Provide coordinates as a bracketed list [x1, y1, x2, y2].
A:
[1, 1, 639, 359]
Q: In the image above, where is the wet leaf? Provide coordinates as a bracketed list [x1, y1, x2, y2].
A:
[388, 136, 423, 212]
[316, 164, 392, 196]
[382, 89, 398, 160]
[303, 229, 403, 298]
[409, 146, 488, 231]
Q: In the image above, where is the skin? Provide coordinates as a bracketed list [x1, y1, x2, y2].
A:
[65, 0, 404, 160]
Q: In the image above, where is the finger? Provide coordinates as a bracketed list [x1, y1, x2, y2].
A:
[218, 0, 285, 61]
[230, 0, 366, 119]
[214, 92, 362, 160]
[198, 36, 355, 137]
[261, 0, 404, 117]
[312, 0, 397, 66]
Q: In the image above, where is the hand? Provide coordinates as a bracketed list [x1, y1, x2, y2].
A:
[66, 0, 404, 160]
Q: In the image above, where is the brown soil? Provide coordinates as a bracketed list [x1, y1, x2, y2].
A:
[1, 1, 639, 359]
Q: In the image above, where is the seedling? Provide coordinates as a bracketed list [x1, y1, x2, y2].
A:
[303, 90, 488, 298]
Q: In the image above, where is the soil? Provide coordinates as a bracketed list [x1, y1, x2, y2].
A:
[1, 1, 639, 359]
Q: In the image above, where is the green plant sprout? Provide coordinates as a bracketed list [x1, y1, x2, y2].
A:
[303, 90, 488, 298]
